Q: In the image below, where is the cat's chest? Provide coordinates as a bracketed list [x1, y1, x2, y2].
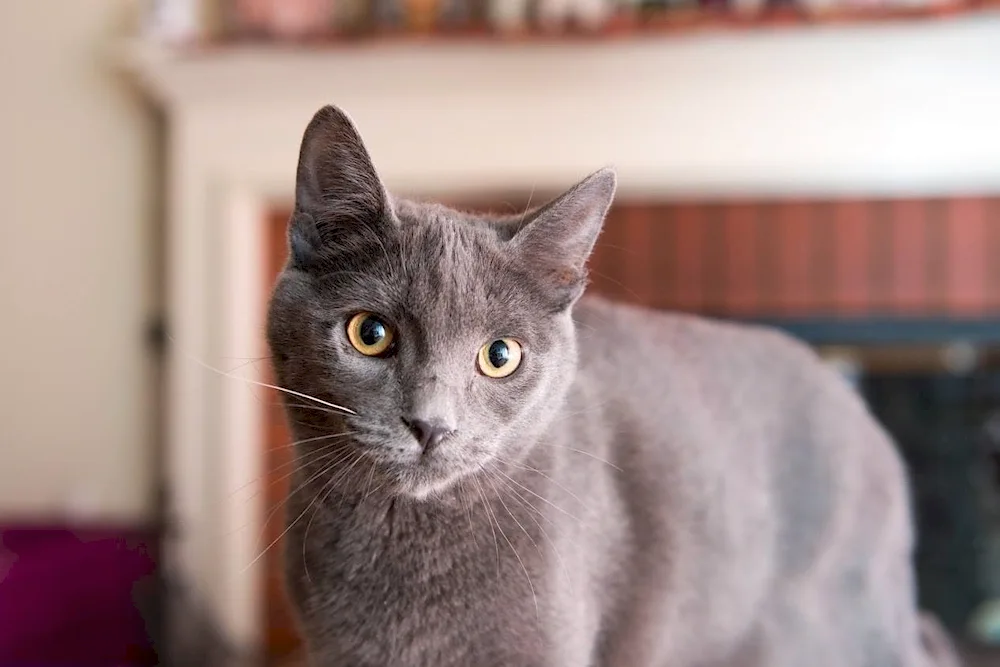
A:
[292, 498, 549, 666]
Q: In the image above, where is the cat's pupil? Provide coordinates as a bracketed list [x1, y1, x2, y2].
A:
[488, 340, 510, 368]
[360, 317, 385, 346]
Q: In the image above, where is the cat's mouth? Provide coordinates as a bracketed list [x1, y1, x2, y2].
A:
[347, 426, 486, 498]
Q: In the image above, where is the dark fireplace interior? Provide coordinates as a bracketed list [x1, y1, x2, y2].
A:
[856, 347, 1000, 636]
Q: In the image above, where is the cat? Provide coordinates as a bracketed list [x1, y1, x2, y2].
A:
[266, 105, 962, 667]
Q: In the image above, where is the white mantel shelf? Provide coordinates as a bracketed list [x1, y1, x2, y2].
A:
[122, 14, 1000, 659]
[123, 13, 1000, 198]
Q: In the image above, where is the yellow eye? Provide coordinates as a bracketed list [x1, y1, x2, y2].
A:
[346, 312, 395, 357]
[477, 339, 522, 378]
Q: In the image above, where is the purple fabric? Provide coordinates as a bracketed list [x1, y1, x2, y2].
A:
[0, 526, 158, 666]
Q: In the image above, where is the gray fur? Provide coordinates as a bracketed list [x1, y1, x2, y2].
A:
[266, 105, 959, 666]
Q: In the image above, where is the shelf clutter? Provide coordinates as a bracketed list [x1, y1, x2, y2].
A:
[142, 0, 1000, 46]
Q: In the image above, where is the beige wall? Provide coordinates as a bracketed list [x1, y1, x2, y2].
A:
[0, 1, 155, 521]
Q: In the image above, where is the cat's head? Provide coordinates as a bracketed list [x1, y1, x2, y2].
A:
[267, 106, 615, 499]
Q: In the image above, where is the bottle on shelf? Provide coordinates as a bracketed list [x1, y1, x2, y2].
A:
[537, 0, 615, 31]
[403, 0, 444, 31]
[332, 0, 372, 35]
[489, 0, 533, 33]
[373, 0, 407, 32]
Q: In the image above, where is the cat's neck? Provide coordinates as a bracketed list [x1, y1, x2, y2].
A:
[300, 439, 560, 522]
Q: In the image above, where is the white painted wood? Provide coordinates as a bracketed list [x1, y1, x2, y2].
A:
[121, 14, 1000, 198]
[220, 187, 268, 652]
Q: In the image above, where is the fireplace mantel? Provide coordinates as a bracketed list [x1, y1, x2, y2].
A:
[121, 14, 1000, 658]
[124, 14, 1000, 198]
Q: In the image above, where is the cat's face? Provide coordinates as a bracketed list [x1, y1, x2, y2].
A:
[266, 106, 615, 499]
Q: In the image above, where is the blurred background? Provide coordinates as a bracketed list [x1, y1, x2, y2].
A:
[3, 1, 1000, 665]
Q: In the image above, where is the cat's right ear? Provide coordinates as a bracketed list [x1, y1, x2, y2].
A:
[289, 105, 391, 270]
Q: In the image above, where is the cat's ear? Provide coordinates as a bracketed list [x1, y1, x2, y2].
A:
[508, 168, 616, 308]
[290, 105, 392, 269]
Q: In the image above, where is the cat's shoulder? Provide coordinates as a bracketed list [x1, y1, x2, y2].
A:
[574, 294, 817, 366]
[572, 295, 862, 418]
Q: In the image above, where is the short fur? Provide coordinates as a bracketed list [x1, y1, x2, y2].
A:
[266, 105, 960, 666]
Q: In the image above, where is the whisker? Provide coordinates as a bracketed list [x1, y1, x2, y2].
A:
[230, 433, 357, 500]
[215, 356, 270, 374]
[362, 456, 377, 501]
[491, 455, 589, 511]
[586, 267, 645, 304]
[170, 336, 357, 415]
[472, 475, 501, 581]
[247, 451, 364, 574]
[484, 470, 543, 560]
[244, 438, 358, 502]
[303, 452, 367, 583]
[545, 397, 617, 427]
[458, 481, 478, 548]
[282, 402, 357, 417]
[265, 430, 359, 454]
[571, 317, 599, 334]
[486, 466, 556, 526]
[363, 480, 387, 501]
[490, 466, 581, 523]
[534, 443, 622, 472]
[300, 466, 343, 585]
[490, 469, 572, 588]
[517, 185, 537, 227]
[255, 446, 357, 550]
[482, 470, 539, 619]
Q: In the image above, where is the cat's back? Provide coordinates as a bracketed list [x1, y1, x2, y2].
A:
[569, 293, 900, 488]
[571, 294, 824, 416]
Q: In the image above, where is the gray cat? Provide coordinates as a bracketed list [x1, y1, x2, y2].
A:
[266, 105, 962, 667]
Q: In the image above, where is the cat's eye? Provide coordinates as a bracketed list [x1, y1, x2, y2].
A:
[477, 338, 522, 378]
[346, 312, 395, 357]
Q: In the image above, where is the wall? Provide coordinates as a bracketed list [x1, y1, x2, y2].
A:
[0, 1, 155, 521]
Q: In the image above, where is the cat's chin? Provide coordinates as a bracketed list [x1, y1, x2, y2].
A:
[387, 458, 477, 502]
[354, 435, 489, 501]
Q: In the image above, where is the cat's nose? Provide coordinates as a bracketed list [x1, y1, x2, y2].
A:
[402, 418, 453, 453]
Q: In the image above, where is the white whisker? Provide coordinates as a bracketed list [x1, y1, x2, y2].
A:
[248, 451, 365, 575]
[535, 443, 622, 472]
[255, 447, 357, 552]
[303, 452, 367, 583]
[483, 469, 539, 619]
[472, 475, 501, 580]
[282, 402, 358, 417]
[266, 430, 359, 454]
[171, 336, 357, 415]
[243, 437, 358, 503]
[458, 481, 478, 548]
[490, 468, 573, 588]
[492, 455, 589, 511]
[490, 466, 581, 523]
[230, 434, 357, 501]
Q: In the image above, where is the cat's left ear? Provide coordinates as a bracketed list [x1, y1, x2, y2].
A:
[507, 168, 616, 308]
